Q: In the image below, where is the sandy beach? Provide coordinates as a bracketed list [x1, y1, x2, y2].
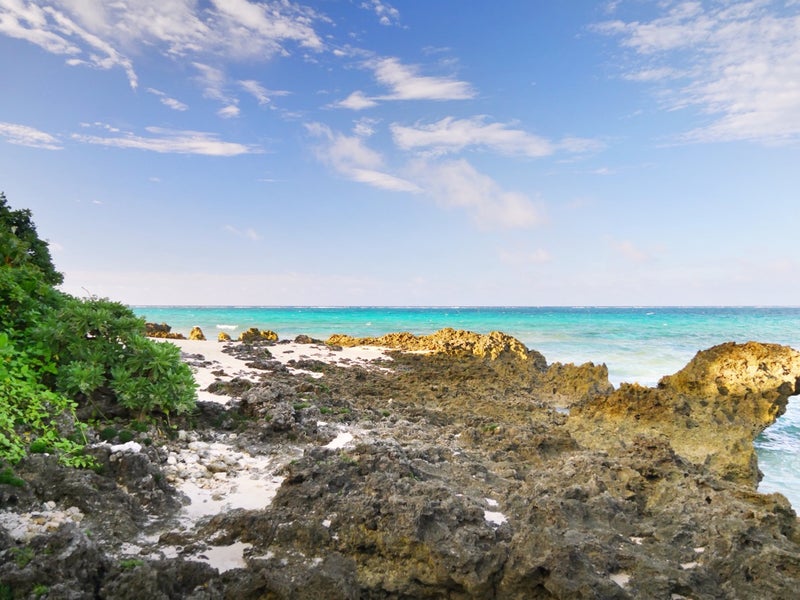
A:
[162, 337, 394, 403]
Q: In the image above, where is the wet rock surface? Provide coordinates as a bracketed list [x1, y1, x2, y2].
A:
[2, 333, 800, 598]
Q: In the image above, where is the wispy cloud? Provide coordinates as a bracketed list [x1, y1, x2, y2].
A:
[0, 0, 324, 93]
[412, 159, 544, 229]
[218, 105, 241, 119]
[360, 0, 401, 26]
[0, 1, 138, 88]
[335, 90, 379, 110]
[307, 122, 545, 228]
[146, 88, 188, 111]
[336, 57, 475, 109]
[595, 1, 800, 143]
[391, 116, 554, 157]
[239, 80, 289, 105]
[225, 225, 262, 241]
[305, 122, 421, 192]
[72, 126, 260, 156]
[0, 122, 62, 150]
[373, 57, 474, 101]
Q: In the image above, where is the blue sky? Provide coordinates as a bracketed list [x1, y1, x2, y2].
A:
[1, 0, 799, 306]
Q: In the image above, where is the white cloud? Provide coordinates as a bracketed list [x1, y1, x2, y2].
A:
[372, 57, 474, 101]
[306, 122, 421, 192]
[307, 123, 544, 228]
[595, 1, 800, 143]
[225, 225, 261, 241]
[360, 0, 400, 26]
[218, 105, 241, 119]
[336, 90, 379, 110]
[146, 88, 188, 111]
[72, 126, 260, 156]
[412, 159, 544, 229]
[0, 0, 324, 92]
[193, 62, 230, 102]
[0, 1, 138, 88]
[335, 58, 475, 110]
[208, 0, 323, 56]
[239, 79, 289, 105]
[0, 121, 62, 150]
[391, 116, 554, 157]
[353, 117, 379, 137]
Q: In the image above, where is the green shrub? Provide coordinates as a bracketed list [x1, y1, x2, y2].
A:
[29, 438, 51, 454]
[99, 427, 118, 442]
[117, 430, 134, 443]
[0, 192, 196, 467]
[0, 467, 24, 487]
[43, 297, 197, 419]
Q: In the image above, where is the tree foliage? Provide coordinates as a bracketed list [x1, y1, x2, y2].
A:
[0, 192, 196, 467]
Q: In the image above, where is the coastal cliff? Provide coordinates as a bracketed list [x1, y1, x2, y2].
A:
[2, 330, 800, 598]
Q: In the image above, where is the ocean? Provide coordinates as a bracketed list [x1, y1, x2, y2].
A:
[134, 305, 800, 508]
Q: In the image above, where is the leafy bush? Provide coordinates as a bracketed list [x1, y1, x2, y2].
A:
[0, 192, 197, 467]
[43, 297, 196, 418]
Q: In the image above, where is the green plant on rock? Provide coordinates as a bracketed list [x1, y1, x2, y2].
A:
[119, 558, 144, 570]
[0, 466, 24, 487]
[10, 546, 34, 568]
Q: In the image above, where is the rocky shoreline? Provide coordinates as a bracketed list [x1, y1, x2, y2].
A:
[2, 328, 800, 598]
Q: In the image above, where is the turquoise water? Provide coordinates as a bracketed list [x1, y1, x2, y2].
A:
[134, 306, 800, 508]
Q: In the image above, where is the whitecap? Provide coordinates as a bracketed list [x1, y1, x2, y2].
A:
[216, 324, 239, 330]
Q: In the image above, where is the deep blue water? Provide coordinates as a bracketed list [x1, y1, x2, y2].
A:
[134, 305, 800, 508]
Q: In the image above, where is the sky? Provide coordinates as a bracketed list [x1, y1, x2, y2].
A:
[1, 0, 800, 306]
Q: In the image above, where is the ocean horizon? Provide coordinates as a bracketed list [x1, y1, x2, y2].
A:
[133, 305, 800, 509]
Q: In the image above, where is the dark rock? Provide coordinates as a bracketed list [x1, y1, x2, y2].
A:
[294, 334, 323, 344]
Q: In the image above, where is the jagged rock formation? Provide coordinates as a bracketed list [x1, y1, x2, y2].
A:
[568, 341, 800, 485]
[328, 327, 544, 363]
[3, 332, 800, 598]
[188, 326, 206, 341]
[144, 322, 185, 339]
[218, 331, 232, 342]
[239, 327, 279, 343]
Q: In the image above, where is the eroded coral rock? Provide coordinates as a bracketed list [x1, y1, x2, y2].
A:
[218, 331, 231, 342]
[327, 327, 543, 363]
[144, 322, 185, 339]
[568, 341, 800, 485]
[188, 326, 206, 341]
[239, 327, 279, 343]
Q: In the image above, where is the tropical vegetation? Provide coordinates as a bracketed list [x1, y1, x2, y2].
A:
[0, 192, 196, 468]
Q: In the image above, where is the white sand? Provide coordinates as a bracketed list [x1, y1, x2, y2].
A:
[161, 338, 393, 404]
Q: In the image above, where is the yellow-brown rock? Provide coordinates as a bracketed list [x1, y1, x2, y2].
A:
[145, 322, 186, 339]
[239, 327, 279, 343]
[218, 332, 232, 342]
[189, 326, 206, 341]
[568, 341, 800, 485]
[326, 327, 537, 362]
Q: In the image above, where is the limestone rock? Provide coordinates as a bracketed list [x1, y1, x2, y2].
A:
[239, 327, 279, 343]
[144, 322, 185, 339]
[568, 341, 800, 485]
[537, 362, 615, 408]
[327, 327, 543, 363]
[188, 326, 205, 341]
[218, 331, 231, 342]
